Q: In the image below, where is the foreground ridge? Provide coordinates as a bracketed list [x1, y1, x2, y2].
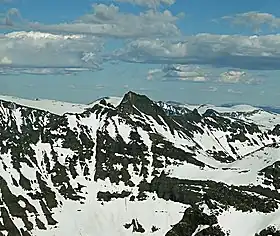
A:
[0, 91, 280, 236]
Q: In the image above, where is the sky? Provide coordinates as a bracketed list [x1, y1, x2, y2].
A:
[1, 0, 280, 106]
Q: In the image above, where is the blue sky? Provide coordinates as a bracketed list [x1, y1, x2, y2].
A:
[1, 0, 280, 106]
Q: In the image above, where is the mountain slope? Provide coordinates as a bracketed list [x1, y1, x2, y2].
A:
[0, 92, 280, 236]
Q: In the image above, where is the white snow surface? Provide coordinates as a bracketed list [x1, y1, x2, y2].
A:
[0, 95, 89, 115]
[0, 95, 121, 115]
[183, 103, 258, 114]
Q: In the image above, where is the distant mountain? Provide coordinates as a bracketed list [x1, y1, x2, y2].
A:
[222, 102, 280, 114]
[257, 106, 280, 114]
[0, 91, 280, 236]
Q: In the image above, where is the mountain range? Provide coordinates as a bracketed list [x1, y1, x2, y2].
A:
[0, 91, 280, 236]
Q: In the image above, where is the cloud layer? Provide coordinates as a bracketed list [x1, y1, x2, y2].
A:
[218, 71, 261, 84]
[3, 30, 279, 78]
[115, 0, 175, 9]
[114, 34, 280, 70]
[147, 64, 208, 82]
[147, 65, 260, 84]
[2, 3, 280, 84]
[2, 4, 181, 39]
[0, 2, 183, 75]
[221, 11, 280, 32]
[0, 31, 103, 72]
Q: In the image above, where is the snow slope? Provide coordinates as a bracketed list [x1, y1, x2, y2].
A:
[0, 91, 280, 236]
[0, 95, 88, 115]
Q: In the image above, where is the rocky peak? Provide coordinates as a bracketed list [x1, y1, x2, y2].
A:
[117, 91, 165, 116]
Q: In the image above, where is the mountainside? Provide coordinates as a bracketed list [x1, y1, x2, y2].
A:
[0, 92, 280, 236]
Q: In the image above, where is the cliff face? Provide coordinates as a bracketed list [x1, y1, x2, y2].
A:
[0, 92, 280, 236]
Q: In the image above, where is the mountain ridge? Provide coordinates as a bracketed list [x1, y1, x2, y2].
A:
[0, 91, 280, 235]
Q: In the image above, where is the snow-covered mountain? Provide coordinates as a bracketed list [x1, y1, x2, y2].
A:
[0, 91, 280, 236]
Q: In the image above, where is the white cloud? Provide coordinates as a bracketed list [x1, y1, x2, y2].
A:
[115, 38, 187, 62]
[5, 4, 181, 39]
[162, 64, 208, 81]
[115, 0, 175, 9]
[218, 70, 260, 84]
[147, 64, 208, 82]
[221, 11, 280, 33]
[227, 88, 242, 94]
[0, 8, 22, 26]
[113, 34, 280, 70]
[0, 31, 104, 74]
[0, 56, 12, 65]
[219, 71, 244, 84]
[147, 68, 163, 80]
[146, 65, 262, 84]
[220, 71, 246, 82]
[0, 67, 91, 76]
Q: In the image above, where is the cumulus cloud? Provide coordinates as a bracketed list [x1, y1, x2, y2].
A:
[114, 38, 187, 62]
[0, 8, 22, 27]
[147, 64, 208, 82]
[218, 71, 261, 84]
[0, 56, 12, 65]
[3, 4, 181, 38]
[146, 65, 262, 85]
[0, 31, 104, 74]
[162, 64, 208, 81]
[115, 0, 175, 9]
[147, 68, 163, 80]
[113, 34, 280, 70]
[221, 11, 280, 33]
[0, 3, 182, 76]
[2, 4, 280, 81]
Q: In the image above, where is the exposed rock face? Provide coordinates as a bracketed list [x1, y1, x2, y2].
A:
[0, 91, 280, 235]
